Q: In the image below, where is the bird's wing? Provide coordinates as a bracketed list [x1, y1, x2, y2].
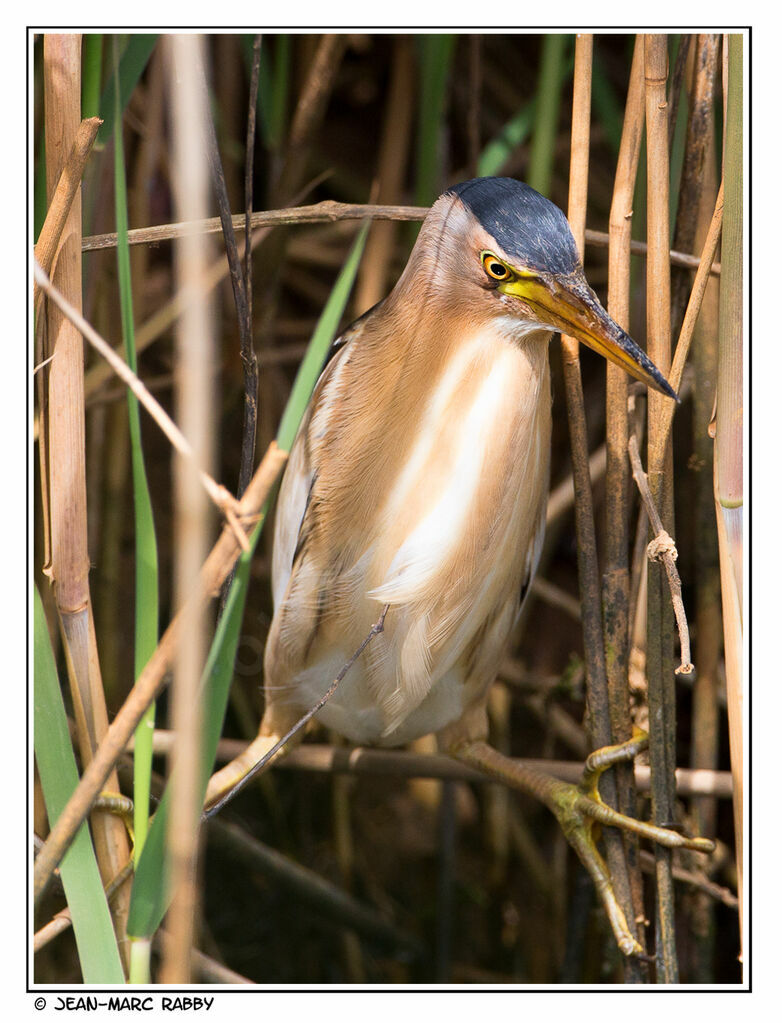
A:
[269, 309, 376, 659]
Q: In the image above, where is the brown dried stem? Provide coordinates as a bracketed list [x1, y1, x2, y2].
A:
[603, 36, 648, 965]
[40, 33, 132, 957]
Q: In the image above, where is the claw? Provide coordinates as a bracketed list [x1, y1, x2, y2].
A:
[94, 791, 136, 852]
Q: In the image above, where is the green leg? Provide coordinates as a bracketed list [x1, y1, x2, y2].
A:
[451, 733, 714, 957]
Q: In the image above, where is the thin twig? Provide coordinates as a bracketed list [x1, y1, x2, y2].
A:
[238, 35, 262, 498]
[628, 432, 693, 674]
[81, 205, 721, 277]
[208, 740, 732, 798]
[638, 850, 738, 910]
[203, 604, 390, 820]
[33, 859, 134, 952]
[33, 442, 289, 905]
[33, 262, 249, 552]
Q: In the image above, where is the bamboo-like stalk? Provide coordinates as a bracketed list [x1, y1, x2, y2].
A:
[159, 33, 216, 985]
[603, 36, 648, 965]
[714, 32, 744, 959]
[644, 33, 678, 982]
[40, 33, 132, 963]
[562, 36, 640, 980]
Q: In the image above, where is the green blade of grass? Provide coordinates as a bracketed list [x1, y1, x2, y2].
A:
[112, 36, 159, 868]
[127, 549, 255, 937]
[111, 35, 160, 982]
[82, 35, 104, 119]
[34, 587, 126, 984]
[127, 221, 370, 937]
[244, 33, 291, 152]
[409, 34, 455, 246]
[477, 101, 535, 178]
[97, 34, 158, 146]
[528, 33, 571, 197]
[590, 51, 624, 158]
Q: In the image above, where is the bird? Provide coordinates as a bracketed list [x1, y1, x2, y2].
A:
[205, 177, 713, 956]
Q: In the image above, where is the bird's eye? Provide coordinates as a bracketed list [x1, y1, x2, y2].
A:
[481, 252, 511, 281]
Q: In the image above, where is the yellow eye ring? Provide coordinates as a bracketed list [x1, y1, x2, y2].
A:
[481, 252, 511, 281]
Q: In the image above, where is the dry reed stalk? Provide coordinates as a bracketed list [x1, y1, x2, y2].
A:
[159, 34, 217, 984]
[644, 33, 679, 982]
[354, 36, 415, 312]
[714, 32, 744, 957]
[33, 440, 289, 906]
[603, 36, 648, 961]
[40, 33, 132, 958]
[560, 37, 638, 977]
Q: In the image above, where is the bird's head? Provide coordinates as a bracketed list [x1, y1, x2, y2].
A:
[410, 177, 676, 400]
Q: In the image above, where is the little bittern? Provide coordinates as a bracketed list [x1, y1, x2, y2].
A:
[207, 177, 712, 956]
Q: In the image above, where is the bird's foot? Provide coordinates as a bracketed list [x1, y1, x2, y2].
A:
[94, 791, 136, 852]
[203, 729, 291, 816]
[451, 733, 715, 958]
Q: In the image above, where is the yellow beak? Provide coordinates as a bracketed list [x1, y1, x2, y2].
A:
[500, 270, 678, 400]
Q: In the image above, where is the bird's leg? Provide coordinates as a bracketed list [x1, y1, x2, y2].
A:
[450, 733, 715, 958]
[203, 713, 300, 815]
